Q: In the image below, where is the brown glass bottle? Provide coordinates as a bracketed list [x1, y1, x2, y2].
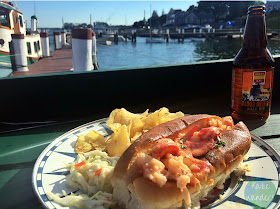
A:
[231, 5, 274, 122]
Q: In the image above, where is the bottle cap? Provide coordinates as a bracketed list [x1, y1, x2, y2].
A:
[248, 5, 266, 14]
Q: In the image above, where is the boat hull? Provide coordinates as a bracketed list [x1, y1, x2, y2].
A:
[0, 53, 11, 66]
[146, 38, 165, 43]
[0, 51, 40, 67]
[0, 33, 42, 66]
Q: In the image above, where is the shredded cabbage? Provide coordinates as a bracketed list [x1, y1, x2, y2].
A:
[46, 150, 119, 209]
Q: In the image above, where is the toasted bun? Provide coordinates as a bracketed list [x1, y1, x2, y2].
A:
[205, 121, 251, 177]
[112, 114, 251, 209]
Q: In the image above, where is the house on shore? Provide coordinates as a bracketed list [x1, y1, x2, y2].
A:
[166, 8, 214, 27]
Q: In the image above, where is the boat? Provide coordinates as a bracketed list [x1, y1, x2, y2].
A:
[0, 1, 43, 66]
[190, 38, 206, 42]
[96, 34, 127, 45]
[145, 38, 164, 43]
[106, 39, 112, 46]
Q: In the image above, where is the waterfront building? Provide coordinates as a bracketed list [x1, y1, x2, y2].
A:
[166, 9, 183, 25]
[93, 22, 109, 34]
[166, 9, 214, 26]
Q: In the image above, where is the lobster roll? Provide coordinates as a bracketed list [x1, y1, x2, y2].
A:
[112, 114, 251, 209]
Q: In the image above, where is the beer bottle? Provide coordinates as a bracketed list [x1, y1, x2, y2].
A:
[231, 5, 274, 122]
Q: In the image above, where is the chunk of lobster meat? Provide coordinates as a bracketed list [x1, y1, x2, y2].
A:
[177, 127, 219, 157]
[184, 125, 199, 139]
[183, 138, 215, 157]
[183, 156, 211, 174]
[152, 139, 180, 159]
[136, 153, 168, 187]
[197, 127, 222, 140]
[222, 116, 234, 128]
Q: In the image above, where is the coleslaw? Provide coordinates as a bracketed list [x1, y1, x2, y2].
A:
[46, 150, 119, 209]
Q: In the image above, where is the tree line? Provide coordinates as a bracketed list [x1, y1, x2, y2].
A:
[62, 1, 280, 30]
[63, 22, 93, 29]
[133, 1, 280, 29]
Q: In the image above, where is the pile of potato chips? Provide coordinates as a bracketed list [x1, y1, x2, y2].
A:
[75, 107, 184, 157]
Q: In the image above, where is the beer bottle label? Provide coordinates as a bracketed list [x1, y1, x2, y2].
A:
[240, 70, 273, 112]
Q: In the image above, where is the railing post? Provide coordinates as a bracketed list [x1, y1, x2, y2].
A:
[72, 28, 93, 71]
[40, 32, 50, 57]
[10, 34, 29, 72]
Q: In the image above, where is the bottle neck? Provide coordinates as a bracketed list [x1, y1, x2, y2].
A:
[242, 13, 267, 49]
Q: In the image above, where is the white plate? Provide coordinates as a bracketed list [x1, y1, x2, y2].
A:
[32, 118, 280, 209]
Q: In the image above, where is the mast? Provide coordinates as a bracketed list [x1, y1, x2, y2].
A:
[90, 14, 92, 26]
[150, 4, 152, 40]
[34, 1, 36, 16]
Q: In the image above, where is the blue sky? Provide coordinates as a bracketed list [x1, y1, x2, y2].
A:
[15, 1, 198, 28]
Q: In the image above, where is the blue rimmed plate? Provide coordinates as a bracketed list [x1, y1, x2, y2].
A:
[32, 119, 280, 209]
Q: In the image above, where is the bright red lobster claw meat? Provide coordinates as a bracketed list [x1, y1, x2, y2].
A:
[152, 139, 180, 159]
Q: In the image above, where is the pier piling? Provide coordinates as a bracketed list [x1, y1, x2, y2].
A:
[61, 31, 67, 46]
[10, 34, 29, 72]
[132, 30, 137, 43]
[53, 32, 62, 50]
[72, 28, 93, 71]
[40, 32, 50, 57]
[114, 31, 119, 44]
[165, 29, 170, 43]
[92, 32, 99, 70]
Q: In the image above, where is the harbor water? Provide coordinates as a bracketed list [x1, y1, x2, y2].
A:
[1, 36, 280, 77]
[96, 37, 280, 71]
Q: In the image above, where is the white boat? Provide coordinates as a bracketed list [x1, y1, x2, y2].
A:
[96, 34, 127, 45]
[190, 38, 206, 42]
[105, 39, 112, 46]
[0, 1, 43, 65]
[146, 38, 164, 43]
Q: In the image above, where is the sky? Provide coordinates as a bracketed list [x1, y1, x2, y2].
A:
[14, 1, 198, 28]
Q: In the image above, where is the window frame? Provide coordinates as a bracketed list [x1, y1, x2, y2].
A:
[19, 15, 23, 28]
[34, 41, 38, 53]
[27, 42, 31, 54]
[0, 7, 10, 28]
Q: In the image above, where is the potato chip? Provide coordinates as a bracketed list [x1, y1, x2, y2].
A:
[74, 107, 184, 157]
[131, 132, 143, 143]
[106, 124, 131, 157]
[75, 130, 106, 153]
[85, 130, 106, 150]
[75, 135, 92, 153]
[106, 108, 149, 139]
[107, 108, 148, 127]
[143, 107, 184, 131]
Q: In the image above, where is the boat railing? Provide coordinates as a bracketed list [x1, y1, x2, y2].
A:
[0, 55, 279, 122]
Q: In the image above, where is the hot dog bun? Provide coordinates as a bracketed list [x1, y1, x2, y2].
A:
[112, 114, 251, 209]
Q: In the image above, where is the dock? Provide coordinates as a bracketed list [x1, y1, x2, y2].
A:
[133, 29, 280, 40]
[10, 46, 73, 77]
